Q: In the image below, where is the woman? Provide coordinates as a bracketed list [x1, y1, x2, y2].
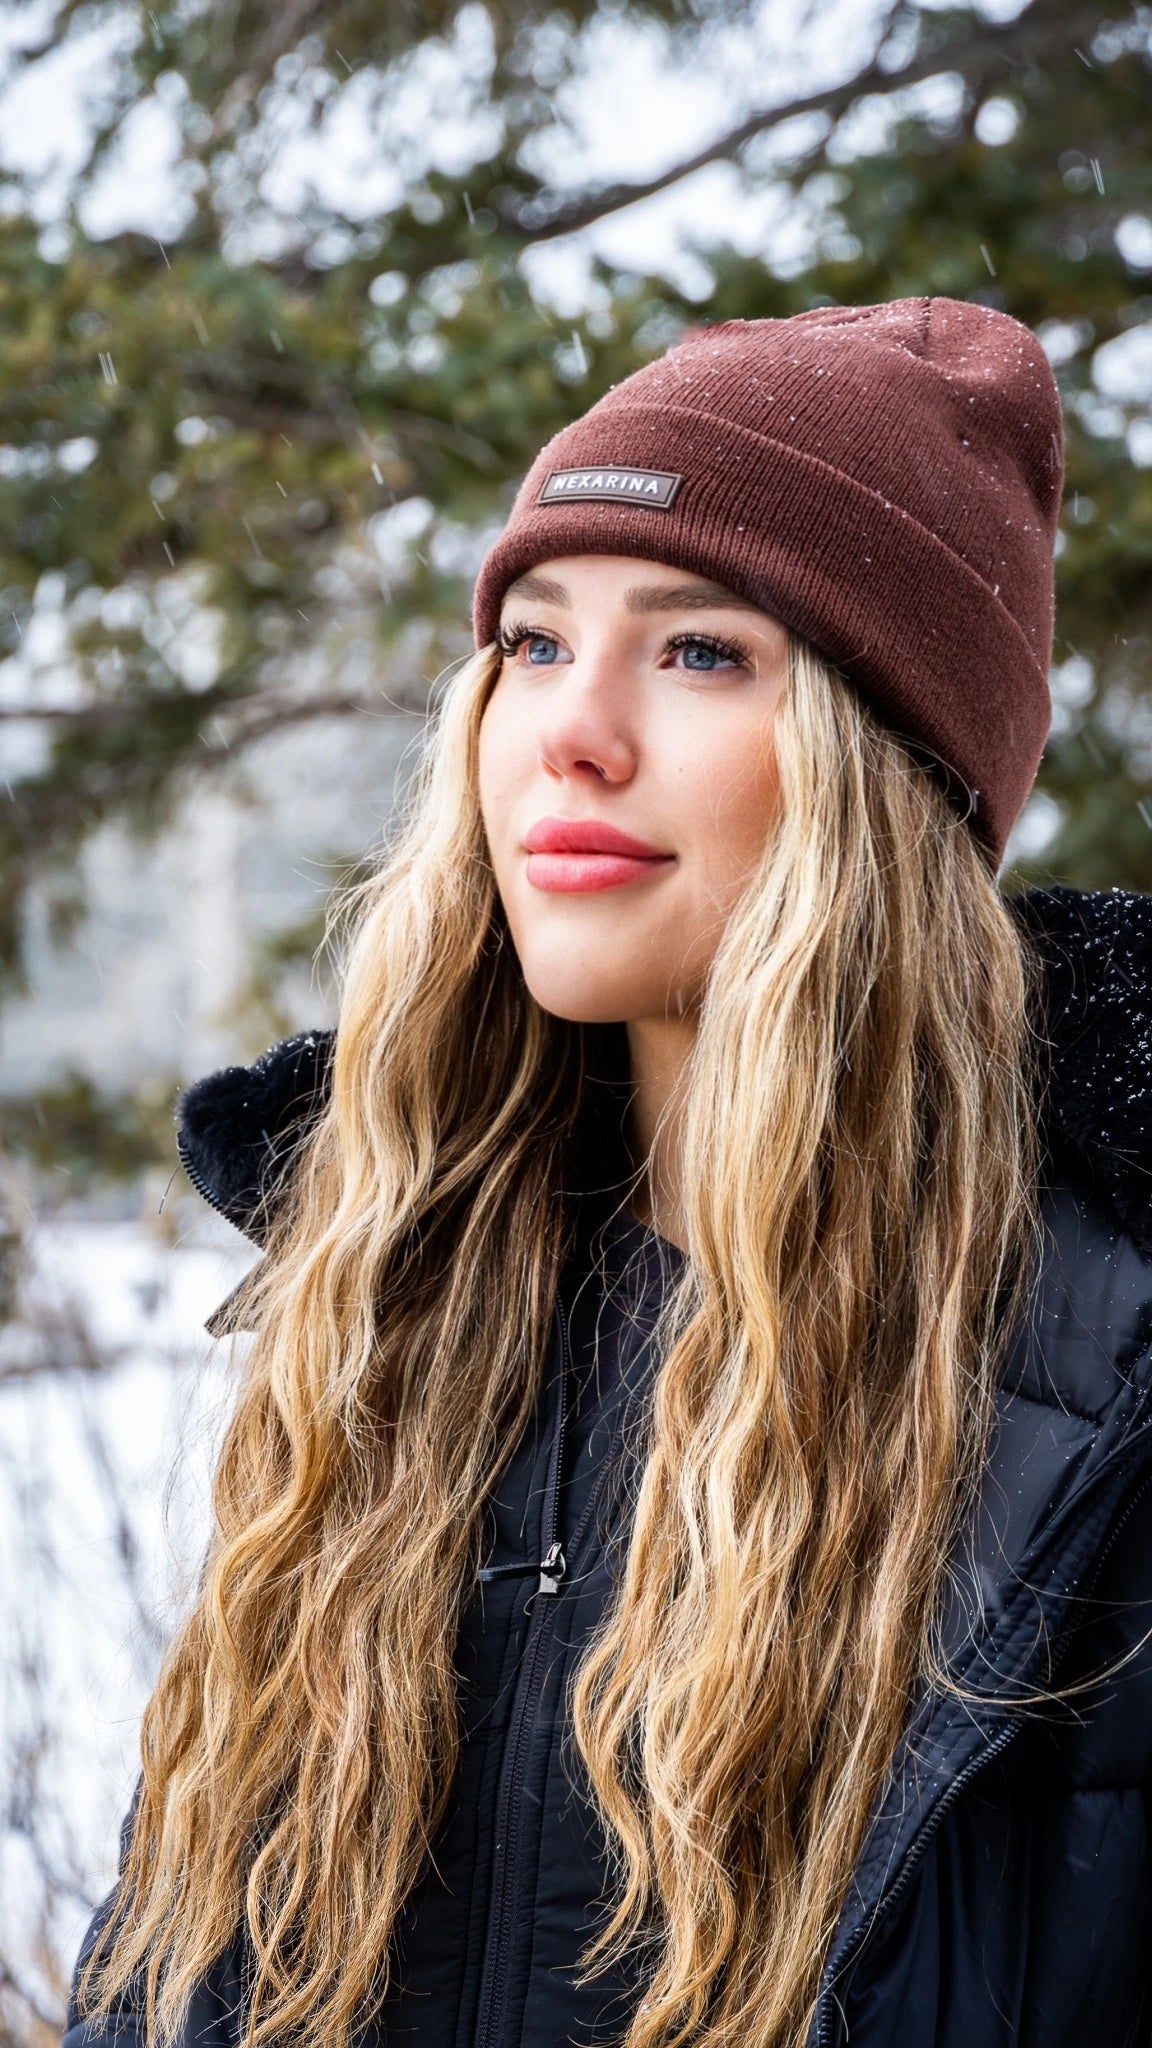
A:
[67, 297, 1152, 2048]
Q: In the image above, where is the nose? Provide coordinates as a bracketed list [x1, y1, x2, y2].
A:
[533, 648, 637, 785]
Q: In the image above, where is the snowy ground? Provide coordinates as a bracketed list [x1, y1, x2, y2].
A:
[0, 1208, 258, 2031]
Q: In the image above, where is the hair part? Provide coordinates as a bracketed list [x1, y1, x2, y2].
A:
[78, 631, 1045, 2048]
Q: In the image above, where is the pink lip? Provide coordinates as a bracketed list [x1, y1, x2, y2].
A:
[523, 815, 670, 858]
[522, 815, 675, 894]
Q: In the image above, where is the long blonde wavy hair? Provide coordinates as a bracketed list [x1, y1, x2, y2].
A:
[79, 627, 1046, 2048]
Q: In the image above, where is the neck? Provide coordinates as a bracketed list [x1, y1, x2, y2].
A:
[624, 1014, 697, 1253]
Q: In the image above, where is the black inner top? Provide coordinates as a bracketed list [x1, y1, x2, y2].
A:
[556, 1196, 685, 1536]
[553, 1034, 688, 1530]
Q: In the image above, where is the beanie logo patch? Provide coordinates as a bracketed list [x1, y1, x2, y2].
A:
[539, 466, 684, 509]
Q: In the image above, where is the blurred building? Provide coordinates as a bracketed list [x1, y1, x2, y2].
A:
[1, 709, 421, 1094]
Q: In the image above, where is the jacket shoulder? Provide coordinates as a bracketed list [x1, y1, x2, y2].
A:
[1007, 883, 1152, 1257]
[1004, 1172, 1152, 1424]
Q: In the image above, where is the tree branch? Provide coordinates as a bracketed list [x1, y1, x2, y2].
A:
[209, 0, 328, 143]
[198, 386, 504, 471]
[507, 0, 1109, 244]
[0, 687, 427, 731]
[0, 1951, 62, 2033]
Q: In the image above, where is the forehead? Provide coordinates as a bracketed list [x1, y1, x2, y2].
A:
[500, 564, 767, 617]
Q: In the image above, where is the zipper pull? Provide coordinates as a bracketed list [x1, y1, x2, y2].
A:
[476, 1543, 569, 1590]
[537, 1541, 567, 1596]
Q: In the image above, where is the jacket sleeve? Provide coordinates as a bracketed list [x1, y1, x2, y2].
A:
[63, 1776, 249, 2048]
[62, 1777, 144, 2047]
[1143, 1773, 1152, 2048]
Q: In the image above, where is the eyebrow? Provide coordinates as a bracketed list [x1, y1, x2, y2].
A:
[499, 571, 765, 616]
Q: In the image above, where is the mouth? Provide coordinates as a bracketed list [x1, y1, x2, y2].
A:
[521, 815, 675, 895]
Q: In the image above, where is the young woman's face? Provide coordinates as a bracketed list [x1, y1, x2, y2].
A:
[477, 554, 789, 1026]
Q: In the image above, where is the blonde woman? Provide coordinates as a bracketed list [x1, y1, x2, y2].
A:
[68, 298, 1152, 2048]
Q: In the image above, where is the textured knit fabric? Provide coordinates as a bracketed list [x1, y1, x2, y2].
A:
[471, 296, 1066, 868]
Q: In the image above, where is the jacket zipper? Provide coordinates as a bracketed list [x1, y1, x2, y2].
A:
[472, 1291, 653, 2048]
[476, 1300, 571, 1601]
[471, 1296, 572, 2048]
[476, 1542, 567, 1592]
[812, 1439, 1152, 2047]
[812, 1718, 1021, 2048]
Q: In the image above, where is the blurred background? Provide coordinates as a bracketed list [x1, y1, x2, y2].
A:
[1, 0, 1150, 2035]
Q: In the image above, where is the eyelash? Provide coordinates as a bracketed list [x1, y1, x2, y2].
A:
[666, 628, 752, 668]
[495, 619, 753, 670]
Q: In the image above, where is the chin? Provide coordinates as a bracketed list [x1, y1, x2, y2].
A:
[525, 985, 631, 1027]
[516, 957, 640, 1027]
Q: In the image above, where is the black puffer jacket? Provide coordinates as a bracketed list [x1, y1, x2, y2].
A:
[67, 884, 1152, 2048]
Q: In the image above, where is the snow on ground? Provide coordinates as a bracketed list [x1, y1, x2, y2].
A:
[0, 1208, 258, 2026]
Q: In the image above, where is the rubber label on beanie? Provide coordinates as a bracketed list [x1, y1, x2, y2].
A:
[538, 466, 684, 508]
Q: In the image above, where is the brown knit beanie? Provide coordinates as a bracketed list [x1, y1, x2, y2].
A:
[471, 295, 1065, 869]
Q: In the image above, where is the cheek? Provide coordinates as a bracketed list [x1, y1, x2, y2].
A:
[477, 688, 528, 867]
[673, 720, 780, 888]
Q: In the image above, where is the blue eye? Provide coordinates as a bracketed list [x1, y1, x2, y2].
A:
[497, 623, 563, 666]
[496, 622, 750, 673]
[666, 632, 749, 672]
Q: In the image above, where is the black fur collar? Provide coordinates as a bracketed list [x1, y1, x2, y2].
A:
[1008, 884, 1152, 1253]
[175, 885, 1152, 1258]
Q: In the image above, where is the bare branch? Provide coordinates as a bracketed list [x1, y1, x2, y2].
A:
[0, 706, 93, 723]
[209, 0, 327, 142]
[0, 1955, 61, 2036]
[508, 1, 1107, 244]
[184, 393, 362, 447]
[0, 688, 424, 730]
[0, 1291, 128, 1385]
[79, 1398, 167, 1669]
[199, 388, 505, 472]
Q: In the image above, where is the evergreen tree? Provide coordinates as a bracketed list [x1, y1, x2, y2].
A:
[1, 0, 1149, 1181]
